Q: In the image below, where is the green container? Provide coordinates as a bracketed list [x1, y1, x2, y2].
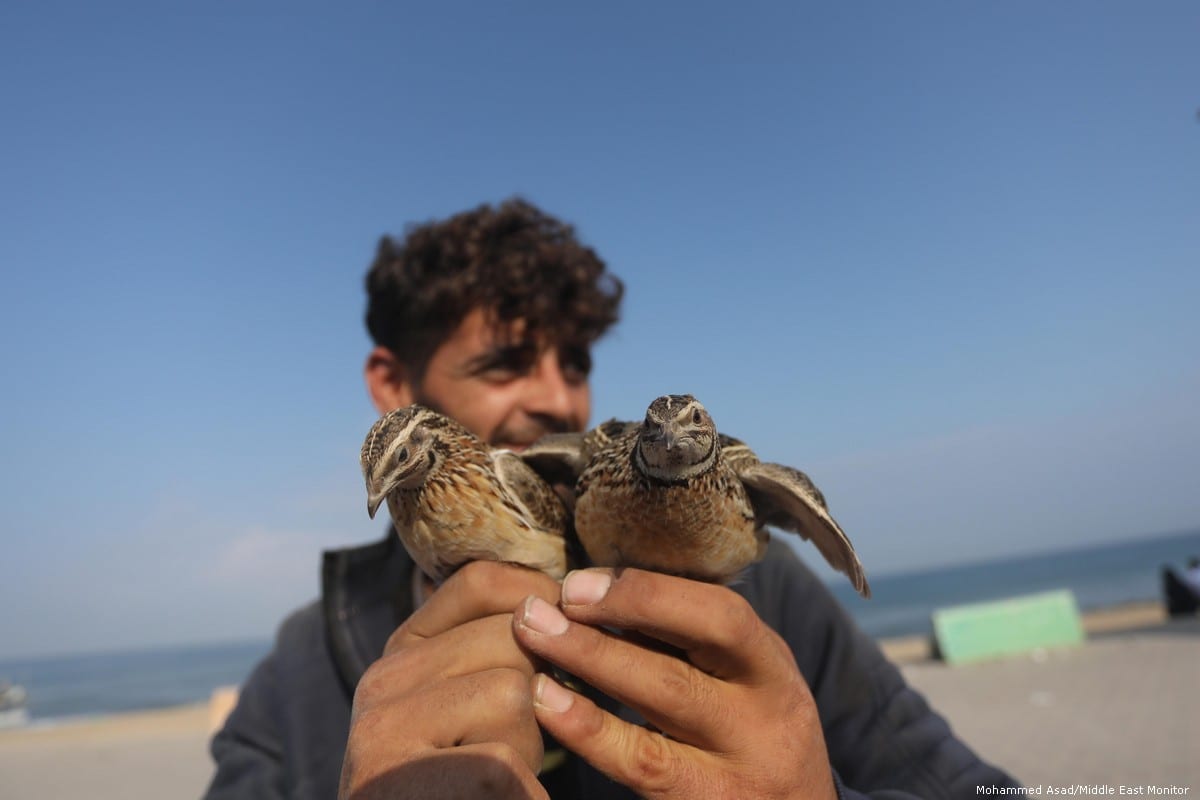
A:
[933, 589, 1085, 665]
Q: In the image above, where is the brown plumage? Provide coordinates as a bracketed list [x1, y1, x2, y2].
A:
[361, 405, 570, 582]
[515, 418, 637, 512]
[523, 394, 870, 597]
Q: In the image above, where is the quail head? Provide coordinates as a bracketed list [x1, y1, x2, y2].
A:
[361, 405, 570, 582]
[528, 394, 870, 597]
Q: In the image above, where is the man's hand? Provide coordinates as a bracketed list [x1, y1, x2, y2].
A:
[338, 561, 561, 800]
[512, 567, 838, 800]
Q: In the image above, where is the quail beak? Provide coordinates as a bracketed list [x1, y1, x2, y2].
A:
[366, 492, 385, 519]
[662, 425, 678, 451]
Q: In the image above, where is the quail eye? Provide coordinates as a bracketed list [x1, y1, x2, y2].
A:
[397, 447, 410, 463]
[692, 409, 702, 425]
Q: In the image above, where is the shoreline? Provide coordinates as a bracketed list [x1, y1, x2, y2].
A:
[0, 598, 1172, 734]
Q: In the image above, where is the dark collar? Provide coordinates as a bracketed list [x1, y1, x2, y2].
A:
[321, 531, 415, 694]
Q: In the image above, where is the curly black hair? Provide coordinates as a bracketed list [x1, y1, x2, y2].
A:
[365, 198, 624, 373]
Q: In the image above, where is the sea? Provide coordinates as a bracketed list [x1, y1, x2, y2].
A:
[2, 527, 1197, 724]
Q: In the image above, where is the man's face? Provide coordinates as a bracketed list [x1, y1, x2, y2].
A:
[372, 307, 592, 449]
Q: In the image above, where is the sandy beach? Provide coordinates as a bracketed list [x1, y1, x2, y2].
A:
[0, 703, 215, 800]
[901, 616, 1200, 789]
[1, 607, 1195, 799]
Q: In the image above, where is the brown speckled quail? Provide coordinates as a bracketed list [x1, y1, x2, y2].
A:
[361, 405, 570, 582]
[526, 394, 870, 597]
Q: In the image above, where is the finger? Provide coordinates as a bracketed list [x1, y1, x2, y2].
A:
[530, 672, 703, 800]
[351, 668, 544, 774]
[513, 595, 737, 748]
[555, 568, 792, 683]
[386, 561, 561, 653]
[356, 615, 543, 712]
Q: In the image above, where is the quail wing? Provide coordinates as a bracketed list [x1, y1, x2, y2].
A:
[519, 419, 640, 486]
[517, 432, 589, 486]
[716, 433, 759, 473]
[737, 459, 871, 598]
[492, 450, 569, 533]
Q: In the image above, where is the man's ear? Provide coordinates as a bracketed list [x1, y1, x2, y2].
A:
[365, 346, 416, 414]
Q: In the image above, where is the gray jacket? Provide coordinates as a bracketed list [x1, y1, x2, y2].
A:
[204, 534, 1019, 799]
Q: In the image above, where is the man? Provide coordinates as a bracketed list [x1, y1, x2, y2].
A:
[206, 198, 1018, 799]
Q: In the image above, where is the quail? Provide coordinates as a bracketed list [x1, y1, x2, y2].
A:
[524, 394, 870, 597]
[361, 405, 571, 582]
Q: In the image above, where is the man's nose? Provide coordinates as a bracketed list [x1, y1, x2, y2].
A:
[522, 349, 577, 424]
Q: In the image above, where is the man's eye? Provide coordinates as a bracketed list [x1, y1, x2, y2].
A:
[561, 348, 592, 383]
[476, 349, 536, 381]
[477, 362, 520, 381]
[561, 362, 587, 384]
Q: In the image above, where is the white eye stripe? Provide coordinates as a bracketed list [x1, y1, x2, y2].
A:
[674, 402, 706, 424]
[381, 412, 430, 464]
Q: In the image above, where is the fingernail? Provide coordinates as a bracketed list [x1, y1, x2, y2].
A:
[562, 569, 611, 605]
[520, 596, 569, 635]
[534, 673, 575, 713]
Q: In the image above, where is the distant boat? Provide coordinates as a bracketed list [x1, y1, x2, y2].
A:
[0, 679, 30, 728]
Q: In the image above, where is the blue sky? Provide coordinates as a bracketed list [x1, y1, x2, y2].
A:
[2, 3, 1197, 658]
